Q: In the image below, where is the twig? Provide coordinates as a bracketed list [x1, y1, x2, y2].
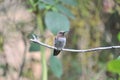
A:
[30, 34, 120, 53]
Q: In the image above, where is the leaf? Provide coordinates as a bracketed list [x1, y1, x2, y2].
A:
[45, 11, 70, 34]
[40, 0, 56, 5]
[117, 56, 120, 60]
[55, 4, 75, 19]
[51, 7, 58, 12]
[28, 8, 34, 12]
[29, 0, 38, 11]
[60, 0, 77, 6]
[38, 2, 46, 10]
[29, 0, 35, 8]
[107, 59, 120, 74]
[49, 56, 63, 78]
[29, 42, 40, 52]
[117, 32, 120, 41]
[29, 34, 40, 52]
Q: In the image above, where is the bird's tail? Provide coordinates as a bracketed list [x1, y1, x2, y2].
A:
[53, 49, 61, 56]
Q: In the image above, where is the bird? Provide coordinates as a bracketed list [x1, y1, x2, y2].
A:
[53, 31, 67, 56]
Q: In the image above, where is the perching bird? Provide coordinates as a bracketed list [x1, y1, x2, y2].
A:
[53, 31, 67, 56]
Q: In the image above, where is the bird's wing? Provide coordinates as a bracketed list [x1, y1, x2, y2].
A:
[54, 37, 57, 46]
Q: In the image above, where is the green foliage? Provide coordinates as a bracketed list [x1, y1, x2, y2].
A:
[49, 56, 63, 78]
[38, 0, 75, 19]
[55, 4, 75, 19]
[38, 2, 46, 10]
[28, 0, 76, 79]
[60, 0, 77, 6]
[22, 69, 34, 79]
[117, 32, 120, 41]
[29, 34, 40, 52]
[115, 0, 120, 4]
[107, 56, 120, 74]
[29, 42, 40, 51]
[28, 0, 39, 12]
[40, 0, 56, 5]
[78, 0, 91, 17]
[28, 0, 74, 35]
[45, 11, 70, 34]
[0, 34, 3, 52]
[38, 0, 57, 10]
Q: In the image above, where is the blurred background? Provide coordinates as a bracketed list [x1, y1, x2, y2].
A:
[0, 0, 120, 80]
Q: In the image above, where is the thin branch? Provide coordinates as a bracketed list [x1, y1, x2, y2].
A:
[30, 34, 120, 53]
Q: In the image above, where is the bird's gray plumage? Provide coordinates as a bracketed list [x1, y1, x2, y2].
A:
[54, 37, 66, 49]
[53, 31, 66, 56]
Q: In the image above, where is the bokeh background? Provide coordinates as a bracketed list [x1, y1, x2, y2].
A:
[0, 0, 120, 80]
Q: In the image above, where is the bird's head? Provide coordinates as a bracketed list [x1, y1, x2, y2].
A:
[57, 31, 69, 37]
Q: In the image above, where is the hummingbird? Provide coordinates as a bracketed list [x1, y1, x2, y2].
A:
[53, 31, 67, 56]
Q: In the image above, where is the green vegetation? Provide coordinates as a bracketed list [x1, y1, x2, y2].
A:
[0, 0, 120, 80]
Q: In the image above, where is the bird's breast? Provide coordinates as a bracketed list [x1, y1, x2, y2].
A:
[55, 37, 66, 48]
[57, 37, 66, 41]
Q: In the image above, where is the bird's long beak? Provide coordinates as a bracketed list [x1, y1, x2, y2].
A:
[63, 31, 69, 36]
[64, 31, 69, 33]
